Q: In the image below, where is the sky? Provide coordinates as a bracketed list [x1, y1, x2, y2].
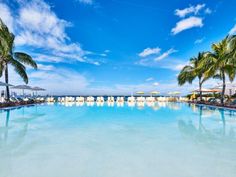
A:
[0, 0, 236, 95]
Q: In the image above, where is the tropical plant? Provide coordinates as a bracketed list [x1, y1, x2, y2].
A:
[177, 52, 208, 101]
[0, 19, 37, 101]
[199, 35, 236, 104]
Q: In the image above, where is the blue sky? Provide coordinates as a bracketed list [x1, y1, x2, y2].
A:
[0, 0, 236, 95]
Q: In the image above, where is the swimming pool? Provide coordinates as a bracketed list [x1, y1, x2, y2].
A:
[0, 102, 236, 177]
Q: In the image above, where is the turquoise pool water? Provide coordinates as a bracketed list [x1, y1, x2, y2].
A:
[0, 102, 236, 177]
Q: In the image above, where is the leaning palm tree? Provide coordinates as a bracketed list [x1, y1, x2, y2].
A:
[199, 35, 236, 104]
[0, 19, 37, 101]
[178, 52, 208, 101]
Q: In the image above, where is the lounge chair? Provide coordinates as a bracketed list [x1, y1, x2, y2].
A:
[96, 96, 104, 103]
[136, 96, 145, 103]
[76, 96, 84, 103]
[86, 96, 95, 103]
[107, 96, 115, 103]
[116, 97, 124, 103]
[146, 96, 155, 103]
[127, 96, 136, 103]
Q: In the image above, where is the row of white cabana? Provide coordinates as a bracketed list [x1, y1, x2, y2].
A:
[46, 96, 188, 103]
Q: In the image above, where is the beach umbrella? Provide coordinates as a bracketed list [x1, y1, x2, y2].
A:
[172, 91, 181, 95]
[150, 91, 160, 95]
[0, 81, 13, 87]
[31, 86, 45, 91]
[168, 91, 180, 97]
[136, 91, 145, 95]
[193, 88, 220, 93]
[11, 85, 32, 96]
[31, 86, 46, 96]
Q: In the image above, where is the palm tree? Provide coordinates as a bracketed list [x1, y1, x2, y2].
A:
[228, 35, 236, 65]
[0, 19, 37, 101]
[177, 52, 208, 101]
[199, 36, 236, 104]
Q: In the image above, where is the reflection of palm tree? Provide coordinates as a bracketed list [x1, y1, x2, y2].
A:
[0, 106, 45, 153]
[178, 106, 236, 145]
[4, 109, 10, 141]
[219, 109, 226, 136]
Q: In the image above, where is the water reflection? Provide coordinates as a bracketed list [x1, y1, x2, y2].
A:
[0, 105, 46, 156]
[178, 105, 236, 146]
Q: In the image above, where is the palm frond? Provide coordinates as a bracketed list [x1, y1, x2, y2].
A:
[14, 52, 37, 69]
[177, 65, 195, 86]
[8, 56, 28, 83]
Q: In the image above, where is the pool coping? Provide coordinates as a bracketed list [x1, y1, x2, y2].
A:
[0, 103, 45, 110]
[1, 101, 236, 112]
[190, 102, 236, 111]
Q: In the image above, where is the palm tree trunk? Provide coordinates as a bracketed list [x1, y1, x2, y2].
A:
[221, 72, 226, 105]
[199, 79, 202, 101]
[5, 64, 10, 101]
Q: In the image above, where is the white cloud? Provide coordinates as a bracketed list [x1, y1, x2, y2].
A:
[28, 69, 90, 95]
[153, 82, 159, 86]
[204, 8, 212, 14]
[173, 63, 186, 71]
[139, 47, 161, 57]
[229, 24, 236, 35]
[37, 64, 56, 71]
[194, 37, 205, 44]
[0, 2, 14, 32]
[34, 54, 66, 63]
[146, 77, 154, 82]
[15, 0, 85, 55]
[171, 16, 203, 35]
[137, 56, 187, 72]
[0, 64, 90, 95]
[78, 0, 93, 5]
[0, 0, 99, 65]
[154, 48, 177, 61]
[175, 4, 206, 18]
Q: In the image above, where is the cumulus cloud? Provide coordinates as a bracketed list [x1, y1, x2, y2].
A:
[171, 16, 203, 35]
[0, 2, 14, 32]
[15, 0, 88, 62]
[139, 47, 161, 57]
[175, 4, 206, 18]
[0, 0, 100, 65]
[229, 24, 236, 35]
[154, 48, 177, 61]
